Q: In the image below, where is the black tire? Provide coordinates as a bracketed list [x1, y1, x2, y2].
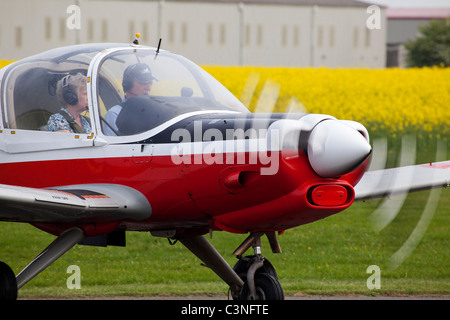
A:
[240, 272, 284, 300]
[233, 255, 278, 280]
[0, 262, 17, 300]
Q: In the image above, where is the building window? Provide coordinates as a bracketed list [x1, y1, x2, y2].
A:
[15, 27, 22, 48]
[181, 22, 188, 44]
[128, 20, 135, 41]
[257, 25, 263, 46]
[365, 28, 371, 48]
[102, 20, 108, 42]
[88, 19, 95, 42]
[45, 17, 52, 41]
[59, 18, 66, 42]
[142, 21, 148, 43]
[317, 26, 323, 48]
[293, 25, 300, 47]
[220, 23, 226, 45]
[245, 24, 251, 46]
[207, 23, 213, 45]
[353, 27, 359, 48]
[281, 25, 287, 47]
[168, 22, 175, 44]
[329, 26, 335, 48]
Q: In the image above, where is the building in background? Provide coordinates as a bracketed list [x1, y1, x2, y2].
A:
[0, 0, 386, 68]
[385, 7, 450, 67]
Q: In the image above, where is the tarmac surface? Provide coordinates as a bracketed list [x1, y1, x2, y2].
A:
[53, 294, 450, 300]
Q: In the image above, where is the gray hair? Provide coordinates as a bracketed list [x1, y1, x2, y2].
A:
[56, 73, 87, 106]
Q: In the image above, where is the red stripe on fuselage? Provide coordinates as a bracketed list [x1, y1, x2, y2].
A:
[0, 151, 367, 232]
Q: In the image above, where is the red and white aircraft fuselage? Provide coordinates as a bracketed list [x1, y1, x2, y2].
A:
[0, 43, 448, 300]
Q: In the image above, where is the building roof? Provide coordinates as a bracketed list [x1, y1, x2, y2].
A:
[193, 0, 368, 6]
[100, 0, 369, 7]
[387, 8, 450, 19]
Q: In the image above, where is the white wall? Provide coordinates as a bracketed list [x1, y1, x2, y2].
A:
[0, 0, 386, 68]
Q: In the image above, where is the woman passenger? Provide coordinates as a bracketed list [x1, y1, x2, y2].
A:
[47, 73, 91, 133]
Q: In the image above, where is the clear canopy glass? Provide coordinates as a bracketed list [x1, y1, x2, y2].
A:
[0, 44, 124, 131]
[96, 48, 248, 136]
[0, 44, 248, 137]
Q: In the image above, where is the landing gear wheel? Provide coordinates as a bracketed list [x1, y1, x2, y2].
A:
[231, 232, 284, 300]
[0, 262, 17, 300]
[240, 272, 284, 300]
[233, 255, 278, 279]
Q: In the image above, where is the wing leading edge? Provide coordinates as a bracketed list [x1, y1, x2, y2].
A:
[354, 160, 450, 201]
[0, 183, 151, 223]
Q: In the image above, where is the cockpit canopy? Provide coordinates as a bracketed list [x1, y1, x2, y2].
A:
[0, 43, 248, 138]
[0, 43, 115, 131]
[95, 47, 248, 136]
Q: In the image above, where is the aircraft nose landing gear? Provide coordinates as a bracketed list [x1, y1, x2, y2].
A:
[232, 232, 284, 300]
[177, 230, 284, 300]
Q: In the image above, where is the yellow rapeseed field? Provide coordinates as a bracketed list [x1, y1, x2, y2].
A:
[204, 66, 450, 139]
[1, 60, 448, 138]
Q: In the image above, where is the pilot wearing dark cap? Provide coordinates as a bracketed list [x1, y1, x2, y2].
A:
[104, 63, 157, 136]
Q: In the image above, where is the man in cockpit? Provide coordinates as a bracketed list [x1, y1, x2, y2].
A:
[103, 63, 157, 136]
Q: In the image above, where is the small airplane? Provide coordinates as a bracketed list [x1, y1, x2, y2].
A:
[0, 38, 449, 300]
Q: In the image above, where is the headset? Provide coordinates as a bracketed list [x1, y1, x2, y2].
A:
[61, 75, 78, 106]
[122, 64, 138, 93]
[122, 63, 155, 93]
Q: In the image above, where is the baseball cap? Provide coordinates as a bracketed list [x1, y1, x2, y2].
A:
[130, 63, 158, 83]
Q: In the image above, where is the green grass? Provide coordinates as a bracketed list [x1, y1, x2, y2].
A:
[1, 136, 449, 299]
[1, 189, 449, 299]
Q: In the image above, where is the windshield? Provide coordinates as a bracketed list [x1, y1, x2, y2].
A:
[96, 48, 248, 136]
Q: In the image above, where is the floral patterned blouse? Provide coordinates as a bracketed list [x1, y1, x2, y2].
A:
[47, 108, 91, 133]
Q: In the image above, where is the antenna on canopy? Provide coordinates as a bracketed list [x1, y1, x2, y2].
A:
[155, 38, 162, 57]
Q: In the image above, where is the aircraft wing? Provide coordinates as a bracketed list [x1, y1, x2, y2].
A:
[354, 160, 450, 201]
[0, 183, 151, 223]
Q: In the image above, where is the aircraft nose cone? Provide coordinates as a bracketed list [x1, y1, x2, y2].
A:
[307, 120, 372, 178]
